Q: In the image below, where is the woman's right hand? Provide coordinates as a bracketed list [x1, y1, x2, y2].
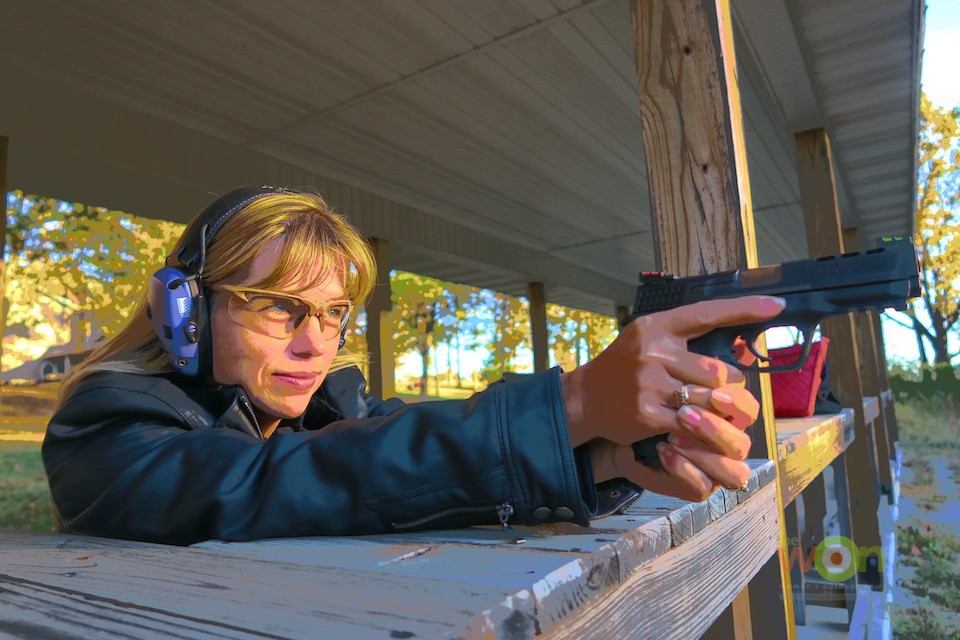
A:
[561, 295, 785, 497]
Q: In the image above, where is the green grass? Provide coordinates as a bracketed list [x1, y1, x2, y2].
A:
[893, 391, 960, 637]
[894, 606, 960, 640]
[0, 442, 57, 532]
[895, 393, 960, 455]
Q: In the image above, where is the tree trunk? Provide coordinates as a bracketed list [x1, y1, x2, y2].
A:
[418, 343, 429, 398]
[931, 330, 950, 365]
[914, 323, 929, 366]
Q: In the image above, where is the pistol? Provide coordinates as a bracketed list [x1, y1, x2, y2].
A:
[625, 237, 921, 467]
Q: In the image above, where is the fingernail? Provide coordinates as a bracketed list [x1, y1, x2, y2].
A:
[670, 435, 697, 449]
[679, 405, 702, 425]
[656, 442, 672, 462]
[712, 390, 733, 405]
[760, 297, 786, 314]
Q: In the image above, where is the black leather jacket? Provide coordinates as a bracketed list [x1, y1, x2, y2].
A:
[42, 366, 641, 545]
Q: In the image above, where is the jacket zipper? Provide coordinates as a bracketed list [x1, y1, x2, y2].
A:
[237, 394, 264, 439]
[392, 502, 525, 544]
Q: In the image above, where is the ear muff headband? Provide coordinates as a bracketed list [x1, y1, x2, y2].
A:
[175, 186, 289, 274]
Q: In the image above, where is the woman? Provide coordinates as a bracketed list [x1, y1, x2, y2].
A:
[42, 186, 783, 545]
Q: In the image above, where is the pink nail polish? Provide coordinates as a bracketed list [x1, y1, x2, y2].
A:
[656, 442, 671, 462]
[671, 435, 696, 449]
[712, 390, 733, 405]
[679, 405, 702, 425]
[760, 297, 786, 314]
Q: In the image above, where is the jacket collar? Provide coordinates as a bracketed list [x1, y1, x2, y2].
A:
[167, 370, 358, 437]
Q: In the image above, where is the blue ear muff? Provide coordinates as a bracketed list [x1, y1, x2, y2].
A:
[149, 185, 286, 377]
[147, 266, 208, 377]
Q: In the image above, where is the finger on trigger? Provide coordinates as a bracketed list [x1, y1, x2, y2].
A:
[666, 296, 786, 339]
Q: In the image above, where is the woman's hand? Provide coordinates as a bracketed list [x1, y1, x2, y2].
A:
[587, 384, 759, 501]
[562, 295, 784, 448]
[561, 295, 784, 501]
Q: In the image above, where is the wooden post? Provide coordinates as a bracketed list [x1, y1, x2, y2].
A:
[0, 135, 7, 372]
[795, 128, 883, 588]
[527, 282, 549, 373]
[872, 315, 900, 453]
[856, 312, 894, 500]
[784, 503, 807, 625]
[365, 237, 395, 399]
[632, 1, 793, 638]
[615, 304, 629, 326]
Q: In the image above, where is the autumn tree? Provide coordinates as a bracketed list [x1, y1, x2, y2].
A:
[390, 270, 447, 397]
[886, 94, 960, 365]
[547, 304, 618, 370]
[475, 289, 530, 381]
[3, 190, 182, 369]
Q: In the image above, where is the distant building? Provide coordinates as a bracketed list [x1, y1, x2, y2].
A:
[0, 343, 98, 384]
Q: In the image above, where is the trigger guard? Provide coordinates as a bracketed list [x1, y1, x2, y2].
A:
[745, 332, 771, 363]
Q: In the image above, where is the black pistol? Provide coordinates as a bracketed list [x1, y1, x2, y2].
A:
[625, 237, 922, 468]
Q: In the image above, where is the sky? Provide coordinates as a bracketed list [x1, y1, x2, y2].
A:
[921, 0, 960, 111]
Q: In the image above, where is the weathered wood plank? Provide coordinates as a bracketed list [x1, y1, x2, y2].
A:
[0, 463, 779, 639]
[543, 482, 780, 640]
[776, 409, 856, 505]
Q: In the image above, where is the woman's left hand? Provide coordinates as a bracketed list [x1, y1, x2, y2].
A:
[588, 383, 760, 502]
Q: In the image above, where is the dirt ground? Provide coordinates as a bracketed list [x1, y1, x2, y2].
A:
[891, 451, 960, 638]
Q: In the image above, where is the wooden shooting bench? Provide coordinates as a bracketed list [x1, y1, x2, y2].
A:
[0, 401, 894, 639]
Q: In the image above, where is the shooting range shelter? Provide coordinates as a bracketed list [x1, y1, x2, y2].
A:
[0, 0, 923, 637]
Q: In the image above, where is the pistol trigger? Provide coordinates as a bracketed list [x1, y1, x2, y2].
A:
[745, 330, 771, 363]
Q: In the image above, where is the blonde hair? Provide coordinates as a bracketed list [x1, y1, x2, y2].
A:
[58, 189, 376, 404]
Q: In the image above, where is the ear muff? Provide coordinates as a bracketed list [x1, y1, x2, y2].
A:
[147, 265, 209, 376]
[148, 186, 288, 376]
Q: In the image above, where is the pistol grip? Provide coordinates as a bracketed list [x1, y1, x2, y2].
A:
[632, 435, 669, 468]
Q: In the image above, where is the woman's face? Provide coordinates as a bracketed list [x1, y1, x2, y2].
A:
[209, 238, 345, 434]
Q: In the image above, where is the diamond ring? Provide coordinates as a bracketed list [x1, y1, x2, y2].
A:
[675, 385, 691, 407]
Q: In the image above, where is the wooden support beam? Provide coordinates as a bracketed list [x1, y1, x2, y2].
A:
[856, 312, 894, 500]
[795, 129, 883, 589]
[871, 315, 900, 452]
[784, 503, 807, 625]
[527, 282, 549, 373]
[799, 476, 828, 573]
[365, 237, 395, 399]
[615, 304, 629, 326]
[632, 1, 792, 637]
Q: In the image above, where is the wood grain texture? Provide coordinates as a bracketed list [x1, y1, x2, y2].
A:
[632, 0, 755, 276]
[543, 483, 780, 640]
[777, 410, 855, 506]
[0, 464, 781, 639]
[632, 3, 791, 635]
[794, 129, 843, 255]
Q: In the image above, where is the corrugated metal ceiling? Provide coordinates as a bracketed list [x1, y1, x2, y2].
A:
[0, 0, 922, 314]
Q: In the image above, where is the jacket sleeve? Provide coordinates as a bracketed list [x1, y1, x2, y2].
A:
[42, 368, 592, 545]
